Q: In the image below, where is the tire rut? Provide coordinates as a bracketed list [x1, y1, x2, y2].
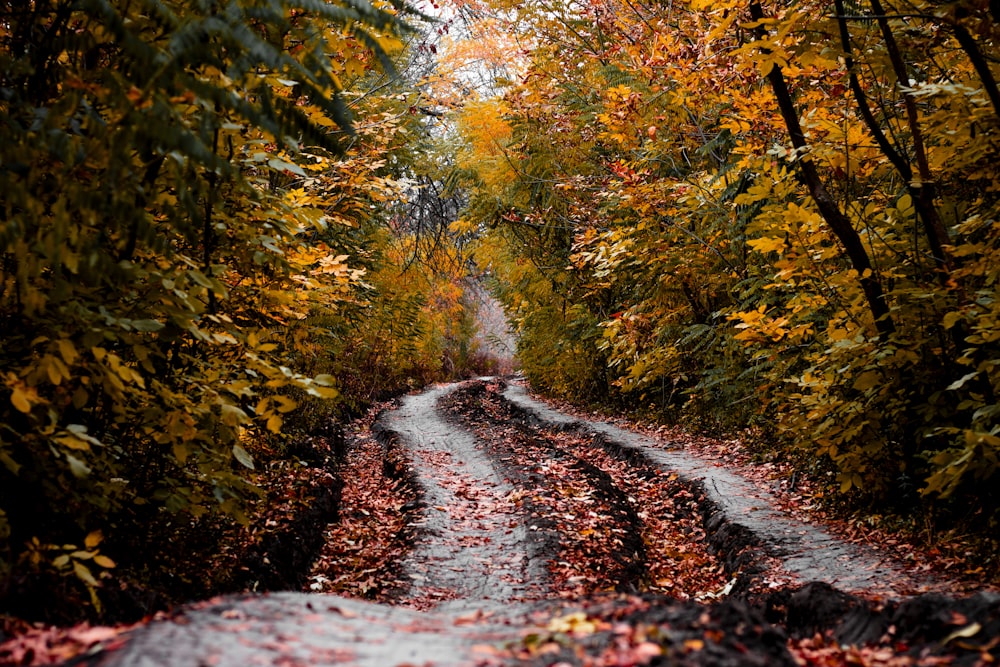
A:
[375, 384, 549, 614]
[88, 379, 997, 667]
[438, 381, 650, 597]
[502, 381, 940, 598]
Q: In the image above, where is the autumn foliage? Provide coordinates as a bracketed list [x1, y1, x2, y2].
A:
[449, 0, 1000, 537]
[4, 0, 1000, 627]
[0, 0, 498, 621]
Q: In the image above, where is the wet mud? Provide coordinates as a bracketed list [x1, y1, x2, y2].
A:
[87, 379, 999, 667]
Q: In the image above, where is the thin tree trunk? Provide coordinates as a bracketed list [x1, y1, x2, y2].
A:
[749, 0, 895, 337]
[868, 0, 953, 275]
[835, 0, 953, 283]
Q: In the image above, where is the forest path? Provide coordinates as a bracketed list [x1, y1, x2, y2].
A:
[90, 380, 974, 667]
[93, 383, 554, 667]
[502, 382, 937, 598]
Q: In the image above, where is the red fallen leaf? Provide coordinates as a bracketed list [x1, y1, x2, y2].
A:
[454, 610, 494, 626]
[327, 605, 358, 619]
[66, 625, 121, 645]
[634, 641, 664, 663]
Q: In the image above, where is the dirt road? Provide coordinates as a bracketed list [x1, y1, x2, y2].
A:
[91, 379, 997, 667]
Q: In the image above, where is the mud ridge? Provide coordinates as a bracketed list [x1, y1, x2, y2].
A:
[439, 382, 649, 595]
[359, 414, 427, 603]
[495, 381, 770, 598]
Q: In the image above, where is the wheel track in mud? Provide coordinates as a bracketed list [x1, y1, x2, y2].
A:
[373, 383, 550, 613]
[500, 381, 937, 599]
[88, 378, 999, 667]
[437, 382, 653, 598]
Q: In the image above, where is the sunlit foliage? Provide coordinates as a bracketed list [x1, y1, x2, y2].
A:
[453, 0, 1000, 531]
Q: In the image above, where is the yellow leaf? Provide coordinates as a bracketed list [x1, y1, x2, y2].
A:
[547, 612, 597, 635]
[376, 35, 404, 53]
[747, 237, 786, 254]
[85, 530, 103, 549]
[274, 396, 297, 413]
[852, 371, 880, 391]
[57, 339, 77, 364]
[307, 385, 338, 399]
[943, 311, 964, 330]
[345, 58, 365, 78]
[53, 434, 90, 451]
[266, 414, 283, 433]
[93, 555, 116, 569]
[10, 386, 32, 413]
[73, 560, 100, 587]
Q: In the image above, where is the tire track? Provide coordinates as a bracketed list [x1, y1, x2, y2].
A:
[376, 384, 549, 613]
[502, 381, 940, 598]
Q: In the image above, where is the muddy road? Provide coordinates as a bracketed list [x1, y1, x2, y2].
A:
[89, 379, 999, 667]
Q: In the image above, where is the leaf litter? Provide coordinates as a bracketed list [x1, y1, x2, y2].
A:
[6, 380, 1000, 667]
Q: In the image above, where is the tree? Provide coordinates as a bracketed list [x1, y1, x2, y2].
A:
[0, 0, 415, 615]
[451, 0, 1000, 523]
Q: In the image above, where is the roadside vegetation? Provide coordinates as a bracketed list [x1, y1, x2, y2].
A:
[3, 0, 1000, 639]
[0, 0, 500, 625]
[448, 0, 1000, 564]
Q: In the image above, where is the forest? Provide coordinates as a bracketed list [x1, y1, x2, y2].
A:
[2, 0, 1000, 630]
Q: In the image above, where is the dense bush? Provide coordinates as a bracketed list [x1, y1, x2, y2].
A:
[452, 0, 1000, 539]
[0, 0, 496, 621]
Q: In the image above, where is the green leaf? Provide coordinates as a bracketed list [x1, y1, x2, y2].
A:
[131, 319, 165, 332]
[0, 451, 21, 475]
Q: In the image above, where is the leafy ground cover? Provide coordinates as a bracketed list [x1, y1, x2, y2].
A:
[523, 387, 996, 596]
[305, 400, 419, 602]
[448, 380, 1000, 667]
[3, 379, 999, 667]
[0, 439, 343, 664]
[440, 381, 730, 601]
